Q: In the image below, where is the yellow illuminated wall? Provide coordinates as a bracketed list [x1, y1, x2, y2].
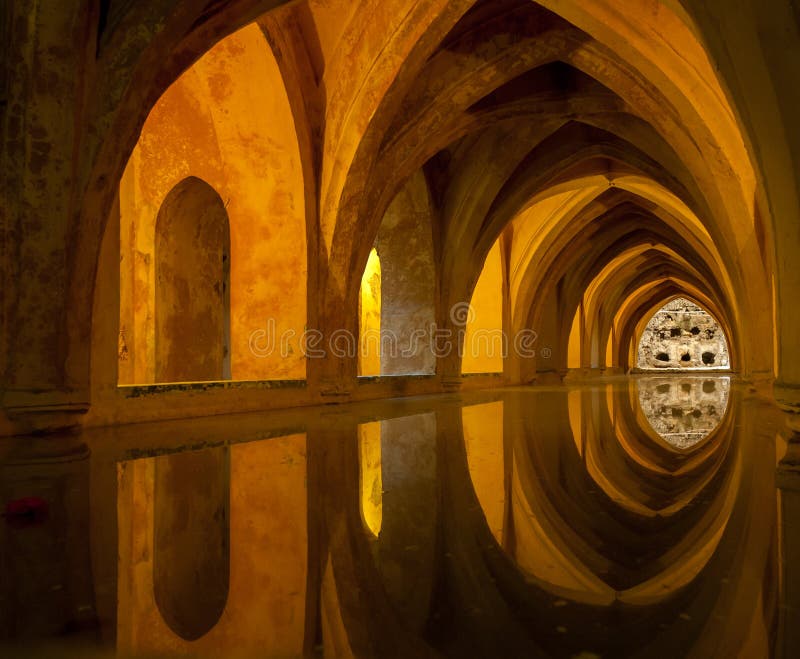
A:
[358, 249, 382, 377]
[567, 304, 582, 369]
[118, 23, 307, 384]
[462, 242, 504, 374]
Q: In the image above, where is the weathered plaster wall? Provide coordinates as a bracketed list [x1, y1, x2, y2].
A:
[376, 173, 437, 376]
[637, 298, 730, 370]
[118, 23, 306, 385]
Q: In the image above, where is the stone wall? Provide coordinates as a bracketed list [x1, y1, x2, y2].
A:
[637, 298, 730, 370]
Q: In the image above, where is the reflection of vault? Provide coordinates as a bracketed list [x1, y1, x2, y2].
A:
[463, 386, 739, 607]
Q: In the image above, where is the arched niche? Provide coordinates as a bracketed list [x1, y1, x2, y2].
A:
[154, 177, 231, 383]
[358, 248, 382, 377]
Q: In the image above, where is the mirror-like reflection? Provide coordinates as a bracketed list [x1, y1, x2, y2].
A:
[637, 377, 730, 448]
[0, 377, 793, 658]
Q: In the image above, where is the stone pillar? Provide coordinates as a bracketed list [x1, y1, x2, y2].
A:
[1, 0, 94, 431]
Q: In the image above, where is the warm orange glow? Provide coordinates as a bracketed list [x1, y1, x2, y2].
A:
[462, 242, 504, 374]
[358, 421, 382, 537]
[118, 24, 307, 385]
[117, 435, 308, 655]
[568, 304, 582, 369]
[358, 248, 382, 377]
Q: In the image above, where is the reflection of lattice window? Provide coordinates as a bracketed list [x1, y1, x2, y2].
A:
[637, 297, 730, 370]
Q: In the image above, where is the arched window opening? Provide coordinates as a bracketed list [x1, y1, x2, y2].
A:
[636, 298, 730, 371]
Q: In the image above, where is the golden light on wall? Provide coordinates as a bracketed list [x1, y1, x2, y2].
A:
[462, 242, 504, 374]
[568, 304, 582, 369]
[358, 248, 382, 377]
[118, 23, 307, 386]
[358, 422, 382, 537]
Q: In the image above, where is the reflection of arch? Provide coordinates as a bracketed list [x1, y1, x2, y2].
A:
[153, 447, 231, 640]
[154, 177, 230, 383]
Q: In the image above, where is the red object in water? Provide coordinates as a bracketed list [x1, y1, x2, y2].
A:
[3, 496, 49, 527]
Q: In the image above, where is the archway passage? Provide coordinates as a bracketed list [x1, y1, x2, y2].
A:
[636, 298, 730, 371]
[155, 178, 231, 383]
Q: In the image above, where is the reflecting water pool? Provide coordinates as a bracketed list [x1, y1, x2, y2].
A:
[0, 377, 794, 658]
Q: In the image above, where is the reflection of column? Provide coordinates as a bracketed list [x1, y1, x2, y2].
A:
[375, 414, 437, 633]
[153, 447, 230, 640]
[777, 426, 800, 658]
[315, 421, 436, 658]
[0, 439, 96, 640]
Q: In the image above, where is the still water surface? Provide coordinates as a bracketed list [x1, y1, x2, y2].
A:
[0, 377, 791, 658]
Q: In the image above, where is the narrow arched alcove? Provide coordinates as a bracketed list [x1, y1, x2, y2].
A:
[358, 247, 382, 377]
[154, 178, 231, 383]
[636, 297, 731, 371]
